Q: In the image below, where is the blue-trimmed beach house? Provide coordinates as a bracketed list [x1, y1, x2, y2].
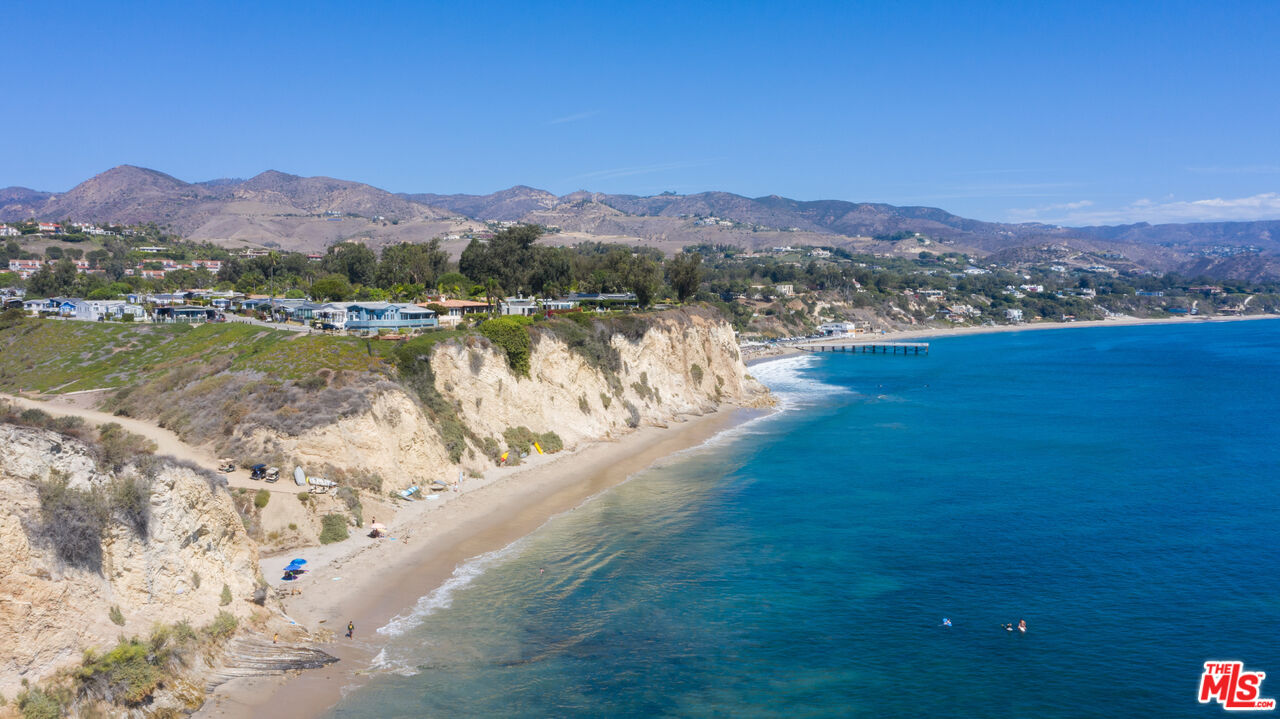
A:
[342, 302, 437, 332]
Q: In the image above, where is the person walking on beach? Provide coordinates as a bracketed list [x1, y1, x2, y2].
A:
[347, 621, 355, 639]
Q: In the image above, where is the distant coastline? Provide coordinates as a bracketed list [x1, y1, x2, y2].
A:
[745, 313, 1280, 366]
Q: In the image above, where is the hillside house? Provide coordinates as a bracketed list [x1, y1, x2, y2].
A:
[8, 260, 44, 279]
[500, 297, 538, 316]
[419, 299, 491, 326]
[568, 292, 638, 309]
[37, 222, 62, 234]
[155, 306, 220, 323]
[818, 321, 858, 336]
[342, 302, 437, 332]
[312, 303, 351, 330]
[71, 300, 144, 322]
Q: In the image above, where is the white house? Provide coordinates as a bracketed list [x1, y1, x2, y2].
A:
[818, 321, 858, 336]
[499, 297, 538, 316]
[1005, 308, 1024, 323]
[72, 300, 144, 322]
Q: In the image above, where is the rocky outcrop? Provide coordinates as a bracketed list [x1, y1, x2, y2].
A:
[0, 425, 260, 699]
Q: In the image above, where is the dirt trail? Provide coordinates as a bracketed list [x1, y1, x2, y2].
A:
[1, 393, 306, 494]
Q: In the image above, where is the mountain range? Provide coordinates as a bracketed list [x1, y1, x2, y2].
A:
[3, 165, 1279, 280]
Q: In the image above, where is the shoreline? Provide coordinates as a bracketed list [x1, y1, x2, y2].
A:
[194, 406, 755, 719]
[744, 312, 1280, 366]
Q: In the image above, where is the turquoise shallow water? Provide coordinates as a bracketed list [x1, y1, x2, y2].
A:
[331, 320, 1280, 718]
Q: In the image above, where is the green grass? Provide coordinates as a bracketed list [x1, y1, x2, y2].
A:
[0, 319, 392, 393]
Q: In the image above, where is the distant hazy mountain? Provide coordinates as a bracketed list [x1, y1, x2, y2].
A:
[4, 166, 1279, 279]
[401, 185, 558, 221]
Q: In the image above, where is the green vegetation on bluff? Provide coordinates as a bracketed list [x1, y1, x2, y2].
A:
[0, 317, 392, 394]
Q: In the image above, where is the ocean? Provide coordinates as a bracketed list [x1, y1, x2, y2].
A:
[330, 320, 1280, 718]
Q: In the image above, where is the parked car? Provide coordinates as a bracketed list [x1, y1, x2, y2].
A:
[217, 458, 236, 473]
[249, 463, 268, 480]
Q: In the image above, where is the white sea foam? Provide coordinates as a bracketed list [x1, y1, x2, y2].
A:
[376, 539, 528, 638]
[368, 647, 419, 677]
[748, 353, 852, 411]
[691, 354, 853, 450]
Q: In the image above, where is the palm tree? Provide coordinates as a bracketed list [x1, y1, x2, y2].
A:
[484, 278, 503, 318]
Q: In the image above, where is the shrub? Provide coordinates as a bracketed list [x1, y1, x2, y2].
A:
[36, 475, 107, 572]
[296, 374, 327, 392]
[478, 317, 532, 376]
[600, 392, 612, 409]
[319, 514, 349, 544]
[96, 423, 156, 473]
[503, 426, 538, 455]
[481, 436, 502, 460]
[220, 584, 233, 606]
[76, 639, 160, 706]
[335, 486, 363, 527]
[690, 363, 704, 384]
[191, 571, 201, 589]
[538, 431, 563, 453]
[20, 408, 51, 425]
[110, 475, 151, 538]
[579, 394, 591, 414]
[624, 401, 641, 428]
[253, 489, 270, 509]
[16, 687, 64, 719]
[205, 611, 237, 640]
[109, 605, 125, 626]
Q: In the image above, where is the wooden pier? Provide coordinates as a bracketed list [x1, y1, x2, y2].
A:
[796, 341, 929, 356]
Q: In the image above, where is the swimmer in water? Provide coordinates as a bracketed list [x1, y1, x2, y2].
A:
[1018, 619, 1027, 633]
[941, 618, 952, 627]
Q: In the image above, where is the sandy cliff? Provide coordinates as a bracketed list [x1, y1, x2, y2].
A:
[0, 424, 260, 700]
[235, 309, 769, 487]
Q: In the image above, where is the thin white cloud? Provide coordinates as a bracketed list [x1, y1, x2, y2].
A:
[547, 110, 601, 125]
[1186, 165, 1280, 175]
[1009, 193, 1280, 225]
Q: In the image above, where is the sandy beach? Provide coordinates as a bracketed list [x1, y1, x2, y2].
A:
[194, 406, 753, 719]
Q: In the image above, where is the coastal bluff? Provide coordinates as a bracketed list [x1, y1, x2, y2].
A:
[232, 307, 771, 488]
[0, 422, 261, 712]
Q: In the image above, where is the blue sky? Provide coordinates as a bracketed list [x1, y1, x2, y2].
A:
[5, 1, 1279, 225]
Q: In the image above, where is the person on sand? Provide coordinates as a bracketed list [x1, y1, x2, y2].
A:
[347, 621, 355, 639]
[273, 632, 278, 644]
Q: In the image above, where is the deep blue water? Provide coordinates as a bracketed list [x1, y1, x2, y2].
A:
[332, 321, 1280, 718]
